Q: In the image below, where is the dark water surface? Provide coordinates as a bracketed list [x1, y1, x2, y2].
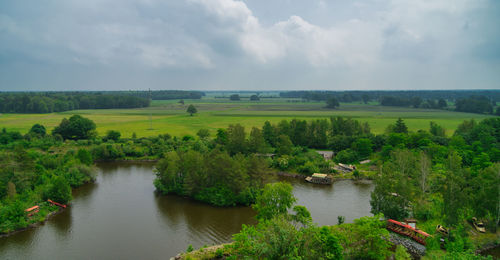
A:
[0, 162, 373, 259]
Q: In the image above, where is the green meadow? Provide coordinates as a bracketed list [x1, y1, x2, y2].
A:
[0, 98, 495, 138]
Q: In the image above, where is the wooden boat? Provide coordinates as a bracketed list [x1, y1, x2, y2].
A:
[305, 173, 333, 184]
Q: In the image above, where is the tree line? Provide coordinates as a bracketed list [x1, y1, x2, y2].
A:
[280, 90, 500, 103]
[117, 90, 204, 100]
[0, 92, 149, 113]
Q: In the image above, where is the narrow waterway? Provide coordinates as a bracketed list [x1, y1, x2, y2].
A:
[0, 162, 374, 259]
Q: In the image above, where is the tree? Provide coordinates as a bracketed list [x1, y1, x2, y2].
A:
[105, 130, 121, 141]
[326, 97, 340, 109]
[196, 129, 210, 139]
[186, 104, 197, 116]
[438, 98, 447, 108]
[248, 127, 267, 153]
[393, 118, 408, 134]
[52, 115, 96, 140]
[43, 176, 72, 204]
[276, 134, 293, 156]
[352, 138, 373, 159]
[430, 121, 446, 137]
[250, 95, 260, 101]
[226, 124, 246, 155]
[362, 94, 370, 104]
[29, 123, 46, 137]
[370, 150, 414, 220]
[77, 149, 93, 165]
[262, 121, 277, 147]
[252, 182, 296, 221]
[442, 152, 467, 226]
[230, 94, 240, 101]
[179, 99, 184, 105]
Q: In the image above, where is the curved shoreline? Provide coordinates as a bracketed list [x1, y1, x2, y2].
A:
[0, 207, 65, 238]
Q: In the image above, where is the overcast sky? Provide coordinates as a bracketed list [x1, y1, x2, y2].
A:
[0, 0, 499, 91]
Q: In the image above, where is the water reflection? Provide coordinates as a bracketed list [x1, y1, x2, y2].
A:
[0, 162, 373, 259]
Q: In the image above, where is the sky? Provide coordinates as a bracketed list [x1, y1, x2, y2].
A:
[0, 0, 499, 91]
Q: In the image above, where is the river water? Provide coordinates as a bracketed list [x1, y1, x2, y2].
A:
[0, 162, 373, 259]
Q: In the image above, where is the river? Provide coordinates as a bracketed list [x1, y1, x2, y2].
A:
[0, 162, 373, 259]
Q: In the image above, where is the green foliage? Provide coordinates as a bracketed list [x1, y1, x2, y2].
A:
[352, 138, 373, 159]
[326, 97, 340, 109]
[335, 149, 358, 164]
[229, 94, 240, 101]
[186, 244, 194, 253]
[232, 215, 343, 259]
[77, 149, 93, 165]
[252, 182, 296, 221]
[395, 245, 411, 260]
[215, 248, 224, 258]
[186, 104, 197, 116]
[43, 176, 72, 204]
[226, 124, 246, 155]
[29, 124, 46, 137]
[196, 128, 210, 139]
[154, 150, 269, 206]
[331, 214, 391, 260]
[52, 115, 96, 140]
[105, 130, 121, 141]
[370, 150, 413, 220]
[337, 215, 345, 225]
[276, 134, 293, 155]
[393, 118, 409, 134]
[430, 121, 446, 137]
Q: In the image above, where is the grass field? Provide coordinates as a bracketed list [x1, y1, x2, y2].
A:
[0, 98, 495, 138]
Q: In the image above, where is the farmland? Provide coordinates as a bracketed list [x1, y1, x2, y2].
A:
[0, 98, 495, 138]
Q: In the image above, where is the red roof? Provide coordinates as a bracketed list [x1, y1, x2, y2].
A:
[387, 219, 430, 237]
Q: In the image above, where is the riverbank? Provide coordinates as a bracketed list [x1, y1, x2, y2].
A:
[0, 206, 65, 238]
[172, 243, 233, 260]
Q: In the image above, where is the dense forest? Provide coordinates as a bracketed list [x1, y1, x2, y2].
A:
[280, 90, 500, 102]
[0, 90, 206, 113]
[117, 90, 204, 100]
[280, 90, 499, 115]
[1, 113, 498, 258]
[0, 92, 149, 113]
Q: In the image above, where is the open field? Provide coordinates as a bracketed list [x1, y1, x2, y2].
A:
[0, 98, 495, 138]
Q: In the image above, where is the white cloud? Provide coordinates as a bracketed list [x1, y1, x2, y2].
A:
[0, 0, 498, 90]
[192, 0, 382, 67]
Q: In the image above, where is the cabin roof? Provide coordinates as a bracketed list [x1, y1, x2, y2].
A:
[312, 173, 328, 178]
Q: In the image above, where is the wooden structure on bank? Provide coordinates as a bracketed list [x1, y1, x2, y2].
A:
[305, 173, 333, 184]
[338, 163, 356, 172]
[387, 219, 430, 245]
[48, 199, 67, 208]
[25, 205, 40, 217]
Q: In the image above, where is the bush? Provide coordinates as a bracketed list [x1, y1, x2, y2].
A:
[105, 130, 121, 142]
[334, 149, 358, 164]
[215, 248, 224, 258]
[43, 176, 72, 204]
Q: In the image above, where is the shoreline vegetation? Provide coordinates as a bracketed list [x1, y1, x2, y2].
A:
[1, 107, 499, 258]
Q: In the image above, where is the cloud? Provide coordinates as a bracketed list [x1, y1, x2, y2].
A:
[0, 0, 499, 90]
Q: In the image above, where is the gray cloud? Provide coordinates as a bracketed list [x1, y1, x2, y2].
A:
[0, 0, 499, 91]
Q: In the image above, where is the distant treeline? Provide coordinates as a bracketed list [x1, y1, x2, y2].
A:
[279, 90, 500, 102]
[280, 90, 499, 114]
[120, 90, 204, 100]
[0, 92, 150, 113]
